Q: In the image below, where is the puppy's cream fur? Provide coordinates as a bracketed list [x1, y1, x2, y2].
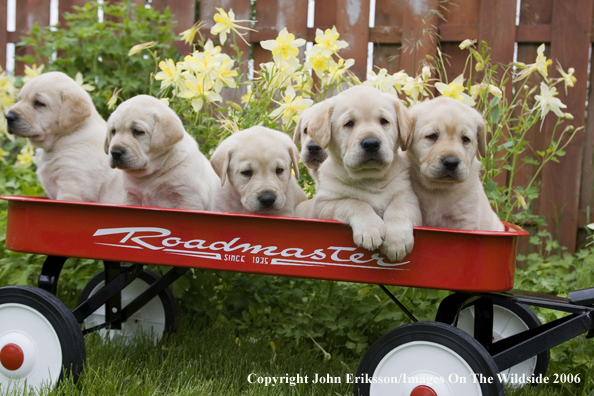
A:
[105, 95, 219, 210]
[406, 96, 504, 231]
[6, 72, 123, 203]
[305, 85, 422, 261]
[293, 101, 330, 184]
[210, 126, 306, 216]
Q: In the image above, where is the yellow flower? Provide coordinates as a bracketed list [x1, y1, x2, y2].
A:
[534, 82, 567, 125]
[241, 89, 254, 105]
[128, 41, 156, 56]
[304, 51, 333, 78]
[363, 68, 400, 95]
[16, 144, 35, 168]
[213, 57, 238, 92]
[515, 43, 552, 81]
[107, 87, 122, 110]
[557, 65, 576, 94]
[328, 58, 355, 84]
[435, 74, 475, 106]
[74, 72, 94, 92]
[22, 64, 45, 83]
[210, 8, 255, 46]
[180, 21, 206, 45]
[159, 98, 170, 107]
[402, 76, 427, 103]
[155, 59, 183, 90]
[260, 28, 306, 66]
[182, 74, 222, 112]
[270, 86, 314, 126]
[470, 83, 502, 100]
[258, 61, 298, 90]
[459, 39, 476, 50]
[312, 26, 348, 57]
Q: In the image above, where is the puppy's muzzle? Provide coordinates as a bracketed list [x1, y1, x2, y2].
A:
[307, 141, 323, 155]
[258, 193, 276, 209]
[305, 141, 328, 164]
[442, 156, 460, 171]
[110, 148, 125, 161]
[5, 112, 18, 134]
[361, 137, 381, 153]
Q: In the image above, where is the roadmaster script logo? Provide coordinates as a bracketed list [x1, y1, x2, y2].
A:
[92, 227, 410, 270]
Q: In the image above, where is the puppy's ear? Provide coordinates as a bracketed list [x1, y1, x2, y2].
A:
[306, 101, 333, 149]
[104, 126, 112, 154]
[210, 143, 232, 186]
[392, 96, 414, 151]
[288, 143, 300, 180]
[293, 116, 303, 146]
[151, 110, 185, 151]
[59, 89, 92, 131]
[476, 114, 487, 157]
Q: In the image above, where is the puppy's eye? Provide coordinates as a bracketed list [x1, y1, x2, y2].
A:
[344, 120, 354, 128]
[380, 118, 389, 125]
[462, 136, 471, 144]
[133, 129, 145, 137]
[276, 168, 284, 175]
[34, 100, 45, 108]
[111, 129, 116, 136]
[303, 128, 308, 135]
[426, 133, 438, 141]
[241, 170, 252, 177]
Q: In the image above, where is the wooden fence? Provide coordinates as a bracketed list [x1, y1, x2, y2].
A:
[2, 0, 594, 252]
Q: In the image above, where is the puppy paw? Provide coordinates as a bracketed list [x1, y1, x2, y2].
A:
[352, 218, 385, 251]
[380, 226, 414, 262]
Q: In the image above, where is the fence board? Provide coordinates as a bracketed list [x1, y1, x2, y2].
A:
[0, 0, 6, 71]
[14, 0, 50, 74]
[579, 43, 594, 232]
[151, 0, 195, 53]
[372, 0, 403, 74]
[334, 0, 370, 79]
[539, 0, 593, 248]
[399, 0, 438, 76]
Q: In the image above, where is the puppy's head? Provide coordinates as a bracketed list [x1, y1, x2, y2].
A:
[408, 96, 486, 187]
[211, 126, 300, 214]
[105, 95, 184, 172]
[305, 85, 413, 180]
[5, 71, 93, 148]
[293, 102, 329, 171]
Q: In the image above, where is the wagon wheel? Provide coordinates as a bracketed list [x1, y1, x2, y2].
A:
[456, 299, 549, 385]
[78, 268, 178, 342]
[355, 322, 504, 396]
[0, 286, 85, 391]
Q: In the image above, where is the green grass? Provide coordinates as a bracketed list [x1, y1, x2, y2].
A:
[1, 313, 593, 396]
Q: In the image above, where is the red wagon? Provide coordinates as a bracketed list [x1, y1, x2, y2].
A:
[1, 196, 593, 396]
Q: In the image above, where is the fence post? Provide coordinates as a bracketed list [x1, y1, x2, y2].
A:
[540, 0, 593, 251]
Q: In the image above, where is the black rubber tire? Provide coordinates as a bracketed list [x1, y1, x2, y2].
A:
[355, 322, 504, 396]
[0, 285, 85, 388]
[458, 299, 550, 383]
[78, 268, 178, 337]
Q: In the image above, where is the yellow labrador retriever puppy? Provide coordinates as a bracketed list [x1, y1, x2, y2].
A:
[293, 101, 330, 185]
[306, 85, 422, 262]
[406, 96, 504, 231]
[5, 71, 123, 203]
[105, 95, 220, 210]
[210, 126, 307, 216]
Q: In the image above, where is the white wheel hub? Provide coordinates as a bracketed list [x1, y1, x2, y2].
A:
[457, 306, 537, 384]
[0, 303, 62, 389]
[370, 341, 482, 396]
[84, 278, 166, 343]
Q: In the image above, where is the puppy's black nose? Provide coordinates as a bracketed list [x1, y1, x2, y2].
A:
[110, 148, 125, 160]
[307, 141, 322, 153]
[258, 193, 276, 208]
[5, 112, 17, 126]
[361, 137, 381, 153]
[442, 157, 460, 171]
